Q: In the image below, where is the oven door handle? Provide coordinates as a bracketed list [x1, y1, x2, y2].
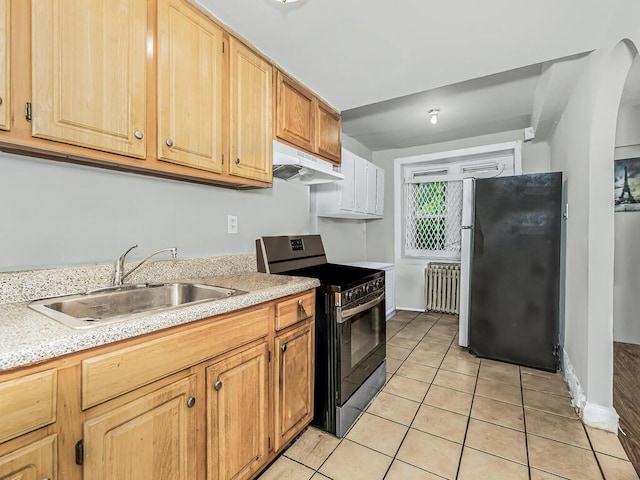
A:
[339, 293, 385, 323]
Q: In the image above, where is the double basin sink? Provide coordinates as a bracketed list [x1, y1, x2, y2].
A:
[30, 282, 246, 329]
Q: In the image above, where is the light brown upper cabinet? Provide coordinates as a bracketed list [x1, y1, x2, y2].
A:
[157, 0, 224, 173]
[276, 71, 315, 152]
[229, 39, 273, 183]
[31, 0, 148, 158]
[275, 71, 342, 165]
[316, 100, 341, 163]
[0, 0, 9, 131]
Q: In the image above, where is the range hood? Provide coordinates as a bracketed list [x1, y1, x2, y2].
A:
[273, 140, 344, 185]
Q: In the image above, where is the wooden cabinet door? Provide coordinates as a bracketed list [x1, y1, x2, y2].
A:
[157, 0, 224, 173]
[316, 101, 341, 164]
[31, 0, 147, 158]
[206, 342, 269, 480]
[83, 375, 197, 480]
[276, 71, 315, 152]
[274, 321, 314, 452]
[0, 435, 56, 480]
[229, 38, 272, 183]
[0, 0, 9, 131]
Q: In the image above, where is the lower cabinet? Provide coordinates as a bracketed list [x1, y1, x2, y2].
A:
[206, 342, 269, 480]
[0, 435, 57, 480]
[274, 321, 314, 452]
[83, 375, 197, 480]
[0, 290, 316, 480]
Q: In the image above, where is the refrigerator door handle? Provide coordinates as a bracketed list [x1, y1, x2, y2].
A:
[459, 178, 475, 348]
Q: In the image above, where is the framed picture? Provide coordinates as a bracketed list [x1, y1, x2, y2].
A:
[615, 157, 640, 212]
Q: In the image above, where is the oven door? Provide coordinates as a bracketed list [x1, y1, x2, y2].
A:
[338, 292, 386, 405]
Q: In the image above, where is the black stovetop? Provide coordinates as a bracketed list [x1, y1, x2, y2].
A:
[283, 263, 383, 291]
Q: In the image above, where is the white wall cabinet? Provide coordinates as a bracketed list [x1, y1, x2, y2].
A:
[313, 148, 384, 219]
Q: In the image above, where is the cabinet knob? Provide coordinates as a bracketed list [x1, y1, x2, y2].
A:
[235, 158, 240, 165]
[0, 97, 3, 106]
[134, 130, 144, 140]
[214, 380, 223, 390]
[281, 344, 287, 352]
[166, 138, 174, 147]
[187, 397, 196, 408]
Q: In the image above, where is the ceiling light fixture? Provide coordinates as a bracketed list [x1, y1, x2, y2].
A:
[428, 109, 440, 125]
[275, 0, 300, 3]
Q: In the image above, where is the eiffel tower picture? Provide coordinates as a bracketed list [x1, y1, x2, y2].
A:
[615, 159, 640, 211]
[619, 165, 635, 203]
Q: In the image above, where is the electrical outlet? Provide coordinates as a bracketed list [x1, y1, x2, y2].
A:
[227, 215, 238, 234]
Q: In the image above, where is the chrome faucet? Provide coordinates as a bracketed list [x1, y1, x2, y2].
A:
[112, 244, 178, 286]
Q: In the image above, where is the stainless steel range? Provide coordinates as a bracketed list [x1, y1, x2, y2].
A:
[256, 235, 386, 437]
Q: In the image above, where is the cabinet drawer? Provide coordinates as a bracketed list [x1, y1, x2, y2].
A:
[275, 292, 315, 331]
[0, 370, 57, 443]
[82, 307, 270, 409]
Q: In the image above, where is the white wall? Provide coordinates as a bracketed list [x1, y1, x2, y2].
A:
[367, 129, 551, 310]
[0, 152, 311, 271]
[614, 103, 640, 343]
[548, 37, 637, 429]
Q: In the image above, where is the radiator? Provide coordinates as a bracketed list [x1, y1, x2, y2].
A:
[425, 263, 461, 314]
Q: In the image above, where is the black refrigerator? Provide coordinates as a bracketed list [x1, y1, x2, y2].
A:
[468, 172, 562, 371]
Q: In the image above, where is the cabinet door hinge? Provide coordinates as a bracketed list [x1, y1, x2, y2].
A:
[222, 153, 225, 165]
[268, 350, 271, 362]
[268, 436, 271, 449]
[222, 41, 225, 53]
[25, 102, 32, 122]
[75, 440, 84, 465]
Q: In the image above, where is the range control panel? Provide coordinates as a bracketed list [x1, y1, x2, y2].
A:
[341, 278, 385, 307]
[290, 238, 305, 251]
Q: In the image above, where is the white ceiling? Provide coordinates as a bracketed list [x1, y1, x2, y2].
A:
[197, 0, 632, 151]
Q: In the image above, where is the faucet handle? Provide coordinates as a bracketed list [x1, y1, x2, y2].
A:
[119, 244, 138, 262]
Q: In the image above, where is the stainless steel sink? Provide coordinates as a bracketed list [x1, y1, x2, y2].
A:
[29, 283, 246, 329]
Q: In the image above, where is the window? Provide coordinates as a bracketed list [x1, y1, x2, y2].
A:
[404, 180, 463, 258]
[394, 143, 521, 261]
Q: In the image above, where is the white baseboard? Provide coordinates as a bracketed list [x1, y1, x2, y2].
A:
[396, 307, 425, 312]
[583, 403, 619, 433]
[563, 350, 619, 433]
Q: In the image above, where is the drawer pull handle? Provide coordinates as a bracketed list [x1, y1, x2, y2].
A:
[187, 397, 196, 408]
[214, 380, 223, 391]
[166, 138, 174, 147]
[297, 299, 307, 317]
[281, 344, 287, 352]
[134, 130, 144, 139]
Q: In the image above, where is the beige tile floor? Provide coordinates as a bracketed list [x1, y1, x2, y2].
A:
[258, 311, 639, 480]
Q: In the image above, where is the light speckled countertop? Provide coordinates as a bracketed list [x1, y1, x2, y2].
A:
[0, 255, 319, 371]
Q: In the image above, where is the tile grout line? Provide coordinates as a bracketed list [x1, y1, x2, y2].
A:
[379, 311, 445, 479]
[453, 347, 481, 480]
[519, 365, 533, 480]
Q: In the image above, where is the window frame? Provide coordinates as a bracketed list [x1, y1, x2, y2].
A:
[394, 142, 522, 262]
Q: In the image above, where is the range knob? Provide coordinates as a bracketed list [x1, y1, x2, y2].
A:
[365, 284, 373, 294]
[346, 290, 354, 302]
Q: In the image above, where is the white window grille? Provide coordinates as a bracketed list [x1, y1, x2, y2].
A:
[404, 180, 463, 258]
